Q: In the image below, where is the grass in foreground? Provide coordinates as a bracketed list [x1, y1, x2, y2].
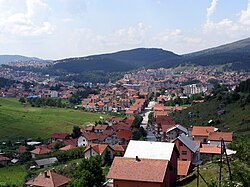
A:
[0, 165, 27, 186]
[178, 162, 230, 187]
[0, 98, 108, 140]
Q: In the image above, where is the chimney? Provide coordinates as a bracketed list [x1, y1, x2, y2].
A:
[135, 156, 141, 162]
[44, 171, 50, 178]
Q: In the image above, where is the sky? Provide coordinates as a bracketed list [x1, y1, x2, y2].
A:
[0, 0, 250, 60]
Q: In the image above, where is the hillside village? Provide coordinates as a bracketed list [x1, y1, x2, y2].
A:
[0, 74, 237, 186]
[0, 63, 249, 186]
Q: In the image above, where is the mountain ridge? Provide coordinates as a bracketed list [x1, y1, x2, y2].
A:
[0, 55, 46, 64]
[52, 37, 250, 72]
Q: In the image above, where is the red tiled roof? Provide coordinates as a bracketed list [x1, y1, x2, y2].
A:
[64, 139, 78, 147]
[155, 111, 168, 117]
[59, 145, 76, 151]
[26, 170, 70, 187]
[112, 122, 131, 131]
[208, 132, 233, 142]
[82, 126, 94, 132]
[95, 124, 108, 131]
[108, 157, 168, 183]
[82, 132, 104, 141]
[192, 126, 215, 137]
[177, 160, 191, 176]
[51, 132, 69, 140]
[112, 144, 127, 152]
[123, 116, 135, 126]
[30, 147, 52, 155]
[17, 146, 27, 155]
[200, 144, 221, 154]
[84, 144, 111, 155]
[115, 130, 133, 141]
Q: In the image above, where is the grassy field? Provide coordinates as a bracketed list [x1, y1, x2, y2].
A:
[0, 98, 108, 140]
[0, 165, 27, 186]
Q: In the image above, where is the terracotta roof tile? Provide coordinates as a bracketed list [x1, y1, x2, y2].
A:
[192, 126, 215, 137]
[108, 157, 168, 183]
[30, 147, 52, 155]
[112, 144, 127, 152]
[26, 170, 70, 187]
[51, 132, 69, 140]
[178, 160, 191, 176]
[59, 145, 76, 151]
[115, 130, 133, 141]
[200, 144, 221, 154]
[84, 144, 111, 155]
[208, 132, 233, 142]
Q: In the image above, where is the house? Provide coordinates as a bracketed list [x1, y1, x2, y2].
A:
[108, 157, 170, 187]
[26, 170, 70, 187]
[208, 132, 233, 148]
[83, 144, 114, 164]
[112, 144, 127, 156]
[77, 132, 104, 147]
[30, 147, 52, 159]
[115, 130, 133, 145]
[164, 124, 188, 141]
[94, 124, 109, 133]
[172, 134, 200, 164]
[200, 144, 221, 161]
[51, 132, 69, 142]
[35, 157, 58, 169]
[191, 126, 215, 143]
[121, 140, 179, 187]
[59, 145, 76, 151]
[177, 160, 191, 178]
[0, 154, 10, 166]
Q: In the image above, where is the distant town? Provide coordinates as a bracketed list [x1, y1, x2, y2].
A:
[0, 60, 249, 186]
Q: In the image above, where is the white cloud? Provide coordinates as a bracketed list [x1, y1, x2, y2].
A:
[0, 0, 54, 36]
[203, 0, 250, 40]
[206, 0, 218, 23]
[240, 0, 250, 25]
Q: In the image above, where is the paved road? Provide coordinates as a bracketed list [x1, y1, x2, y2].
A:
[140, 101, 157, 141]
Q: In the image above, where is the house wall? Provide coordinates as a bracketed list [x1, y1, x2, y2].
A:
[193, 136, 208, 143]
[174, 139, 193, 161]
[113, 180, 166, 187]
[169, 147, 178, 187]
[77, 136, 88, 147]
[84, 149, 98, 158]
[209, 140, 230, 148]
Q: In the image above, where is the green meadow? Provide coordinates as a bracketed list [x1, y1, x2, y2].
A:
[0, 165, 27, 186]
[0, 98, 107, 140]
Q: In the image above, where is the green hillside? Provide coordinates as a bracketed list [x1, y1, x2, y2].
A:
[0, 98, 107, 140]
[171, 95, 250, 136]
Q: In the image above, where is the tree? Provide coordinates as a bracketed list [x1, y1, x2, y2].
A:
[72, 126, 82, 138]
[131, 115, 143, 129]
[19, 97, 26, 103]
[70, 156, 105, 187]
[103, 150, 112, 166]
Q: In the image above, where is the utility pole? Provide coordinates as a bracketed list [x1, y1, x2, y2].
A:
[197, 164, 199, 187]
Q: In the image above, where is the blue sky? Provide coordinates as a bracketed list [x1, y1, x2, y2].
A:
[0, 0, 250, 59]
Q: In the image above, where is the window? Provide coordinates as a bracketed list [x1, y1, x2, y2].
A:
[182, 151, 187, 155]
[180, 142, 183, 146]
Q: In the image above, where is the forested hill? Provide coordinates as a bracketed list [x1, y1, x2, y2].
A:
[52, 37, 250, 73]
[53, 48, 180, 73]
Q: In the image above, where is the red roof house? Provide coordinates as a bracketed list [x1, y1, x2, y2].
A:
[26, 170, 70, 187]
